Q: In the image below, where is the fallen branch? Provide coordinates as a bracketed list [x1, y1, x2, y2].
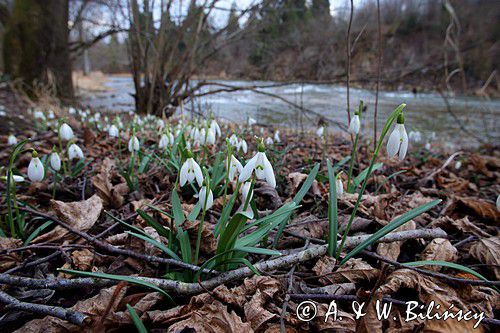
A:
[0, 290, 88, 326]
[1, 228, 448, 295]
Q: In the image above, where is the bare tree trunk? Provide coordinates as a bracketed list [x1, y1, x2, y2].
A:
[3, 0, 73, 100]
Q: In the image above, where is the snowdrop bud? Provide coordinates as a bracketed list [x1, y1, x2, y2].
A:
[265, 137, 274, 145]
[210, 119, 221, 137]
[180, 153, 203, 187]
[59, 123, 74, 141]
[7, 134, 17, 145]
[425, 142, 431, 150]
[28, 151, 44, 182]
[108, 125, 119, 138]
[199, 186, 214, 210]
[206, 128, 216, 145]
[386, 113, 408, 161]
[274, 130, 281, 143]
[159, 134, 170, 149]
[34, 111, 45, 120]
[316, 126, 324, 137]
[128, 136, 140, 152]
[454, 161, 462, 170]
[348, 113, 361, 135]
[239, 139, 248, 154]
[68, 143, 84, 160]
[335, 174, 344, 196]
[50, 151, 61, 171]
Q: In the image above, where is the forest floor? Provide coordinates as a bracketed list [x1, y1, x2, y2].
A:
[0, 88, 499, 332]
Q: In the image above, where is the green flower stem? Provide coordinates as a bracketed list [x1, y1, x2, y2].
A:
[194, 187, 210, 266]
[336, 103, 406, 258]
[346, 133, 359, 191]
[58, 136, 68, 176]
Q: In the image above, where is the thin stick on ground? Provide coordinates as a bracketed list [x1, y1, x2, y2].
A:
[0, 290, 88, 326]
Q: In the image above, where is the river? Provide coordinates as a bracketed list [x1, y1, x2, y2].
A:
[80, 75, 499, 148]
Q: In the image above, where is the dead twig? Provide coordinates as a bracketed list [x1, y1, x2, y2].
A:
[0, 290, 89, 326]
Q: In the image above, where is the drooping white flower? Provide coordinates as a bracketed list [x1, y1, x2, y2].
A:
[68, 143, 84, 160]
[33, 110, 45, 120]
[348, 114, 360, 135]
[128, 136, 140, 152]
[68, 107, 76, 115]
[59, 123, 74, 141]
[335, 176, 344, 196]
[265, 137, 274, 145]
[210, 119, 221, 137]
[158, 134, 170, 149]
[206, 128, 216, 145]
[198, 186, 214, 210]
[47, 110, 55, 119]
[241, 181, 253, 203]
[228, 155, 243, 181]
[408, 130, 422, 143]
[7, 134, 17, 145]
[238, 139, 248, 154]
[496, 194, 500, 211]
[180, 156, 203, 187]
[28, 152, 44, 182]
[108, 125, 119, 138]
[239, 144, 276, 188]
[50, 152, 61, 171]
[274, 130, 281, 143]
[316, 126, 324, 137]
[229, 134, 239, 147]
[157, 119, 165, 130]
[454, 161, 462, 170]
[13, 175, 24, 182]
[248, 117, 257, 126]
[386, 115, 408, 161]
[425, 142, 431, 150]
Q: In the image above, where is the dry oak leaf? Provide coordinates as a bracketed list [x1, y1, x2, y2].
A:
[0, 237, 22, 271]
[313, 257, 379, 284]
[15, 285, 128, 333]
[469, 237, 500, 280]
[71, 248, 94, 271]
[429, 216, 492, 238]
[33, 194, 103, 244]
[419, 238, 458, 271]
[91, 157, 126, 208]
[450, 197, 500, 223]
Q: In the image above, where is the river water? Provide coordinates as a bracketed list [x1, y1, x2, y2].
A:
[81, 75, 499, 148]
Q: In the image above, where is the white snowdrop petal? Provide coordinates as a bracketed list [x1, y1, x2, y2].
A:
[262, 154, 276, 188]
[28, 157, 44, 182]
[398, 125, 409, 161]
[386, 127, 400, 158]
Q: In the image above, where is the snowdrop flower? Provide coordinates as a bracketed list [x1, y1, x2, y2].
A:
[180, 153, 203, 187]
[128, 135, 140, 152]
[228, 155, 243, 181]
[59, 123, 74, 141]
[13, 175, 24, 182]
[348, 113, 361, 135]
[409, 131, 422, 143]
[210, 119, 221, 137]
[248, 117, 257, 126]
[157, 119, 165, 130]
[239, 141, 276, 188]
[454, 161, 462, 170]
[34, 110, 45, 120]
[265, 137, 274, 145]
[496, 194, 500, 211]
[229, 134, 239, 147]
[7, 134, 17, 145]
[108, 125, 119, 138]
[386, 114, 408, 161]
[28, 151, 44, 182]
[335, 174, 344, 196]
[425, 142, 431, 150]
[159, 134, 170, 149]
[198, 185, 214, 210]
[205, 128, 216, 145]
[241, 181, 253, 203]
[238, 139, 248, 154]
[316, 126, 324, 137]
[68, 107, 76, 115]
[50, 151, 61, 171]
[274, 130, 281, 143]
[47, 110, 55, 119]
[68, 143, 84, 160]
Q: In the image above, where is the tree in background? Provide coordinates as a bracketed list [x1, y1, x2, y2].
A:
[2, 0, 73, 99]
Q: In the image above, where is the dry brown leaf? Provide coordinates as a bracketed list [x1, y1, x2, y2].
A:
[419, 238, 458, 271]
[71, 249, 94, 271]
[91, 157, 126, 208]
[143, 226, 163, 256]
[313, 257, 379, 284]
[0, 237, 22, 271]
[33, 194, 103, 244]
[376, 220, 416, 261]
[15, 285, 127, 333]
[451, 197, 500, 223]
[429, 216, 492, 237]
[288, 172, 321, 198]
[469, 237, 500, 279]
